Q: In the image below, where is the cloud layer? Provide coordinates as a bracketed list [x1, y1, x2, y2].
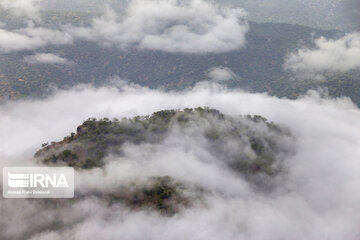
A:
[70, 0, 249, 53]
[284, 32, 360, 79]
[0, 0, 42, 20]
[0, 26, 73, 53]
[0, 0, 248, 54]
[23, 53, 72, 65]
[206, 66, 239, 82]
[1, 83, 360, 239]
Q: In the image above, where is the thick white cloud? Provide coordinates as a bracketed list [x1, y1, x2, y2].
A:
[1, 83, 360, 239]
[0, 26, 73, 52]
[284, 32, 360, 79]
[70, 0, 249, 53]
[0, 0, 42, 20]
[23, 53, 72, 65]
[0, 0, 248, 54]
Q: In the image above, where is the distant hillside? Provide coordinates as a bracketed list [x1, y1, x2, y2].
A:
[3, 17, 358, 101]
[40, 0, 359, 31]
[1, 9, 360, 105]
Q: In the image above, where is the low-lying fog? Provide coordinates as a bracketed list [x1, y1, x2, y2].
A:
[1, 82, 360, 240]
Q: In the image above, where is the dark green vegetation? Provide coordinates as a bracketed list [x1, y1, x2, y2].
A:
[2, 10, 360, 106]
[32, 176, 189, 215]
[36, 108, 292, 177]
[35, 108, 293, 213]
[106, 176, 189, 214]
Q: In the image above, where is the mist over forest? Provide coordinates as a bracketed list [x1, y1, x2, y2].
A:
[0, 1, 360, 239]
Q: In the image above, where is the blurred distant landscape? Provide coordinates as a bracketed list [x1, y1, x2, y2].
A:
[1, 3, 360, 105]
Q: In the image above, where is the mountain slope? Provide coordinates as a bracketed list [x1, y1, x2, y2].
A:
[35, 108, 293, 179]
[0, 20, 347, 101]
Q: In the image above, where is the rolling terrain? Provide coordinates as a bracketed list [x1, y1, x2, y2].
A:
[3, 11, 359, 105]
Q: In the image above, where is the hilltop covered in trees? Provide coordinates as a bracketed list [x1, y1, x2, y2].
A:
[34, 108, 293, 213]
[36, 108, 293, 179]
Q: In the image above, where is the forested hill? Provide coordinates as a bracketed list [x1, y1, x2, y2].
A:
[35, 107, 293, 183]
[32, 108, 294, 214]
